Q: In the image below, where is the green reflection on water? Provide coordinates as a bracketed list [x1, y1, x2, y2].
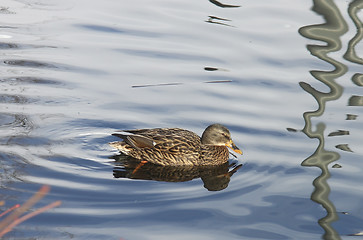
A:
[343, 1, 363, 65]
[298, 0, 360, 239]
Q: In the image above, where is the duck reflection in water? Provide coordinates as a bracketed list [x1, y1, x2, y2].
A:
[112, 155, 242, 191]
[109, 123, 243, 191]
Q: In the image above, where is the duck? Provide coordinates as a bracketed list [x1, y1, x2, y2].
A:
[109, 123, 242, 166]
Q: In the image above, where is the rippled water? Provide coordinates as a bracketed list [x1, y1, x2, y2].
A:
[1, 0, 363, 239]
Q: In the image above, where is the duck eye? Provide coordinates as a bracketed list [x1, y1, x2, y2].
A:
[222, 133, 230, 139]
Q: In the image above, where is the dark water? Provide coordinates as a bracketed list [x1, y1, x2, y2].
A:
[1, 0, 363, 239]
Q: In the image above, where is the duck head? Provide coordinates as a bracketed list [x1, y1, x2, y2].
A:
[201, 124, 242, 155]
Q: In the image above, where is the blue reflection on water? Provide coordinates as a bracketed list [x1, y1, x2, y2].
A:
[1, 0, 363, 239]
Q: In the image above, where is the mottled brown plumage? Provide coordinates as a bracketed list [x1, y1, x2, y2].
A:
[109, 123, 242, 166]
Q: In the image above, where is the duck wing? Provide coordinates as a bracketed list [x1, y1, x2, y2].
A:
[112, 128, 201, 153]
[112, 131, 155, 149]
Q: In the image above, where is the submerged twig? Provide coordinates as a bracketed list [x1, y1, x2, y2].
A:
[0, 204, 20, 218]
[0, 201, 61, 236]
[0, 185, 61, 238]
[132, 80, 232, 88]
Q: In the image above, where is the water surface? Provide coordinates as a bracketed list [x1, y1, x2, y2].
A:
[1, 0, 363, 239]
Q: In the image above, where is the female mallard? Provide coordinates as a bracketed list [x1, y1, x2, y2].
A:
[109, 123, 242, 166]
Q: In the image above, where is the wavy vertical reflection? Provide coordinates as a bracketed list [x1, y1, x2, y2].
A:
[343, 1, 363, 64]
[298, 0, 349, 239]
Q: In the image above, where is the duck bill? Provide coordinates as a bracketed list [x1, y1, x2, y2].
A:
[227, 140, 242, 155]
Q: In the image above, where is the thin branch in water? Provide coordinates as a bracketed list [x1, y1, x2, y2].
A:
[0, 185, 50, 232]
[0, 201, 61, 237]
[132, 82, 183, 88]
[0, 204, 20, 218]
[204, 80, 232, 84]
[132, 80, 232, 88]
[0, 185, 61, 238]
